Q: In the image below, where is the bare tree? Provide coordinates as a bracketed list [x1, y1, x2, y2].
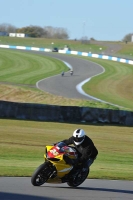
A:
[44, 26, 55, 38]
[0, 23, 17, 33]
[122, 33, 133, 42]
[43, 26, 69, 39]
[54, 27, 69, 39]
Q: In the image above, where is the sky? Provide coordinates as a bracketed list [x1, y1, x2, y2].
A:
[0, 0, 133, 41]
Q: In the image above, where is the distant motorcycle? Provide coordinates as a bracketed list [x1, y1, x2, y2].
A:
[61, 72, 64, 76]
[31, 142, 89, 187]
[70, 70, 73, 75]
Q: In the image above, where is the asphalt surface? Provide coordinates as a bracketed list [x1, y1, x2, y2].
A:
[34, 52, 104, 100]
[0, 177, 133, 200]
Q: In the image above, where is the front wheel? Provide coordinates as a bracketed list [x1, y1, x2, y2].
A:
[31, 162, 51, 186]
[67, 167, 89, 187]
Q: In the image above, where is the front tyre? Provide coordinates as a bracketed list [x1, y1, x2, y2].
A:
[67, 167, 89, 187]
[31, 163, 51, 186]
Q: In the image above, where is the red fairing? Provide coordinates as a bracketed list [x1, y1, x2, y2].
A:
[47, 145, 78, 158]
[47, 146, 64, 158]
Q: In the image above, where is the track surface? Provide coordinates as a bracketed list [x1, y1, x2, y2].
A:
[35, 52, 104, 100]
[0, 177, 133, 200]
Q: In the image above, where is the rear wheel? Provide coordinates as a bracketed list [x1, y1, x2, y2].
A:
[31, 162, 52, 186]
[67, 167, 89, 187]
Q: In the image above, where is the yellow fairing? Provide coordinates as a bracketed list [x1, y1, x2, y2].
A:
[44, 146, 73, 179]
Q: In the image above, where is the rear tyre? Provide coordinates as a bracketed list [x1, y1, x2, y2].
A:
[31, 163, 51, 186]
[67, 167, 89, 187]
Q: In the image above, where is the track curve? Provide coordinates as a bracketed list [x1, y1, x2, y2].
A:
[34, 52, 104, 100]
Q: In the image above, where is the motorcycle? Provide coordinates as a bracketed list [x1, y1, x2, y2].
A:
[31, 142, 89, 187]
[70, 70, 73, 75]
[61, 71, 64, 76]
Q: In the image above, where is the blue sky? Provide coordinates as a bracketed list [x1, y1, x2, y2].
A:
[0, 0, 133, 41]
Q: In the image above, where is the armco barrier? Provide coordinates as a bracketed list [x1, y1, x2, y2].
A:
[0, 101, 133, 126]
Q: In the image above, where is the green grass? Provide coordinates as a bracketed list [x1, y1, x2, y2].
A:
[0, 48, 68, 84]
[0, 119, 133, 180]
[117, 43, 133, 57]
[1, 36, 133, 56]
[0, 36, 107, 53]
[82, 57, 133, 110]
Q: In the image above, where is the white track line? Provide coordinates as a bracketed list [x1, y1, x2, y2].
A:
[37, 60, 124, 109]
[65, 61, 124, 108]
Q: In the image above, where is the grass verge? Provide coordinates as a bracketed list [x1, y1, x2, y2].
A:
[0, 48, 68, 84]
[82, 57, 133, 110]
[0, 36, 107, 53]
[0, 119, 133, 180]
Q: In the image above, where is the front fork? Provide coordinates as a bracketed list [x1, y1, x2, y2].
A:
[45, 161, 57, 179]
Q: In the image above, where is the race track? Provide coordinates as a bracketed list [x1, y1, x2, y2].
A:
[0, 177, 133, 200]
[1, 51, 132, 199]
[34, 52, 104, 100]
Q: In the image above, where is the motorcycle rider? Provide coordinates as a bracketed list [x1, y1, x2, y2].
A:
[61, 71, 64, 76]
[70, 69, 73, 75]
[57, 129, 98, 168]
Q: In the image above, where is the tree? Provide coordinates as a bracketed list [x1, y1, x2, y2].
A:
[0, 23, 17, 33]
[17, 26, 45, 37]
[0, 23, 69, 39]
[44, 26, 69, 39]
[122, 33, 133, 42]
[17, 25, 69, 39]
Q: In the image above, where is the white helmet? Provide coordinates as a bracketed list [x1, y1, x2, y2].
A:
[73, 129, 85, 145]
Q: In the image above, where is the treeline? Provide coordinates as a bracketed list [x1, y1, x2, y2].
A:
[0, 23, 69, 39]
[0, 23, 132, 41]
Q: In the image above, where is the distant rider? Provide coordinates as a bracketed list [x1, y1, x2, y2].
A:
[61, 71, 64, 76]
[70, 69, 73, 75]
